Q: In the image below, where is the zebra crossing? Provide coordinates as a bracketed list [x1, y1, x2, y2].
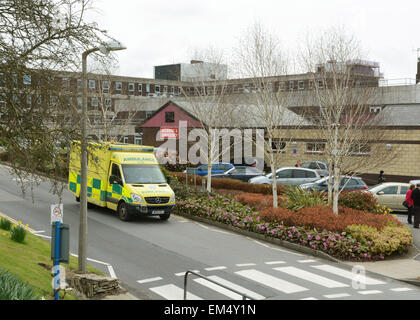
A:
[135, 259, 420, 300]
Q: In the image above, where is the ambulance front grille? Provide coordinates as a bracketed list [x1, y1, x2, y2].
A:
[145, 196, 170, 204]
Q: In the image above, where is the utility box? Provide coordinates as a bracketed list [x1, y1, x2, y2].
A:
[51, 224, 70, 264]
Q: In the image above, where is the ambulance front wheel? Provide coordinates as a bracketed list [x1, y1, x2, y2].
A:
[159, 213, 170, 221]
[76, 196, 80, 202]
[118, 202, 132, 222]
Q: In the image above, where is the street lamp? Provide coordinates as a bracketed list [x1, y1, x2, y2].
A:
[79, 40, 126, 272]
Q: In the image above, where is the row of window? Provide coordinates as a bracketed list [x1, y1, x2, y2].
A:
[269, 140, 371, 155]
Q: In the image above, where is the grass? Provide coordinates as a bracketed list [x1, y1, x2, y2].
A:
[0, 227, 103, 300]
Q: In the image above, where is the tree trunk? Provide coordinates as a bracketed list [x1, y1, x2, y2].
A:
[271, 162, 278, 208]
[207, 162, 212, 193]
[332, 162, 340, 215]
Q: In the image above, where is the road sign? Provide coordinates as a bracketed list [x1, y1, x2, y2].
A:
[50, 204, 63, 224]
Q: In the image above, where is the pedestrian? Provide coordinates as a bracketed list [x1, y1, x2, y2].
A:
[378, 170, 386, 184]
[405, 184, 415, 224]
[295, 161, 302, 168]
[411, 183, 420, 229]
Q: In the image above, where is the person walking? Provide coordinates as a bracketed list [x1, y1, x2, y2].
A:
[411, 183, 420, 229]
[405, 184, 415, 224]
[295, 161, 302, 168]
[378, 170, 386, 184]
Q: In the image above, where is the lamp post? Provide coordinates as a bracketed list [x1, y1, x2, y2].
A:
[79, 40, 126, 272]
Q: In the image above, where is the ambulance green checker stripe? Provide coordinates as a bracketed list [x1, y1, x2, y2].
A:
[69, 174, 132, 203]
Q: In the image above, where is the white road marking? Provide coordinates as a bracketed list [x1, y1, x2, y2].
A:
[249, 238, 303, 256]
[35, 234, 51, 239]
[107, 265, 117, 279]
[194, 276, 265, 300]
[204, 266, 227, 271]
[236, 263, 256, 267]
[311, 265, 385, 285]
[300, 297, 318, 300]
[150, 284, 203, 300]
[137, 277, 163, 284]
[265, 261, 286, 265]
[70, 254, 110, 266]
[32, 230, 45, 234]
[235, 269, 308, 294]
[297, 259, 317, 263]
[390, 287, 413, 292]
[358, 290, 382, 295]
[324, 293, 351, 299]
[274, 266, 349, 288]
[175, 270, 200, 277]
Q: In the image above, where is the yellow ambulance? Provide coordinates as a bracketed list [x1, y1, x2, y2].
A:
[68, 141, 175, 221]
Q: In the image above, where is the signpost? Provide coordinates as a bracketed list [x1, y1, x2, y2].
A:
[50, 204, 69, 300]
[160, 127, 179, 139]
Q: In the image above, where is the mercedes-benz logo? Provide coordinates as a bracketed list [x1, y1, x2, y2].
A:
[155, 197, 161, 204]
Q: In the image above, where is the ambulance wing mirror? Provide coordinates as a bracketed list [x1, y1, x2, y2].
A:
[166, 176, 171, 184]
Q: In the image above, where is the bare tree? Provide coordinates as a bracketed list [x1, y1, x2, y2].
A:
[0, 0, 111, 200]
[233, 22, 307, 207]
[300, 27, 397, 214]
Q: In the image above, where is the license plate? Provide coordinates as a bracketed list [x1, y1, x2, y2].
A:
[152, 210, 165, 215]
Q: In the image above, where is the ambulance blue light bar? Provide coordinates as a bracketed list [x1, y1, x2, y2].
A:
[108, 147, 154, 152]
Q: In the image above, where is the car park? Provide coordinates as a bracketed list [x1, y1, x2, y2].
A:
[195, 162, 234, 176]
[300, 176, 368, 191]
[248, 167, 320, 186]
[211, 166, 264, 182]
[301, 161, 329, 177]
[367, 182, 411, 212]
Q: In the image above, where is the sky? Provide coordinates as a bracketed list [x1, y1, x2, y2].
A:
[86, 0, 420, 81]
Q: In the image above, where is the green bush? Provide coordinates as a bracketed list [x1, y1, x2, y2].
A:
[10, 224, 26, 243]
[346, 224, 413, 256]
[0, 218, 12, 231]
[0, 268, 39, 300]
[338, 191, 378, 212]
[285, 186, 327, 211]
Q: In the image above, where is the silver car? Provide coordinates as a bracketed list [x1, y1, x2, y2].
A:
[248, 167, 320, 185]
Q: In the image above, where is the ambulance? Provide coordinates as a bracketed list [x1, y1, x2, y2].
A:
[68, 141, 175, 221]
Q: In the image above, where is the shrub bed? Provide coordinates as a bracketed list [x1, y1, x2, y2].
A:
[235, 193, 288, 210]
[175, 195, 412, 261]
[338, 191, 378, 213]
[169, 172, 286, 195]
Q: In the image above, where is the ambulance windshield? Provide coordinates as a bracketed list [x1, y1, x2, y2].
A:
[121, 164, 166, 184]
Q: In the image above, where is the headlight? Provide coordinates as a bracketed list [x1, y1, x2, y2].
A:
[170, 193, 175, 202]
[130, 193, 144, 203]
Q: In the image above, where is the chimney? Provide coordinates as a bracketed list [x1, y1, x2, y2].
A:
[190, 60, 203, 64]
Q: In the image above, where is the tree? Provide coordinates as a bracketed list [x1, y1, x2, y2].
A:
[300, 27, 397, 214]
[233, 22, 307, 207]
[0, 0, 110, 201]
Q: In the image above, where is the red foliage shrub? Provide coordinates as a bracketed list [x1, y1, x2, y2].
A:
[259, 205, 402, 233]
[235, 193, 288, 210]
[170, 172, 287, 195]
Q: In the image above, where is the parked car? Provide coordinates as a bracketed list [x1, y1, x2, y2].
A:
[409, 179, 420, 185]
[300, 176, 368, 191]
[211, 166, 264, 182]
[195, 162, 234, 176]
[248, 167, 320, 186]
[367, 182, 411, 212]
[301, 161, 329, 177]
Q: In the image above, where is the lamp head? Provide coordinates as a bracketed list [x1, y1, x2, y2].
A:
[99, 40, 127, 55]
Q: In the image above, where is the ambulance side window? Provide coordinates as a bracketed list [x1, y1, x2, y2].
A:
[111, 163, 122, 185]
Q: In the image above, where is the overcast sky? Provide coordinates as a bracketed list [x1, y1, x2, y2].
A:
[87, 0, 420, 81]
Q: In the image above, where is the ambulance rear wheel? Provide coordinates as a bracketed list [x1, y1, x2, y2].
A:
[118, 202, 131, 221]
[159, 213, 170, 221]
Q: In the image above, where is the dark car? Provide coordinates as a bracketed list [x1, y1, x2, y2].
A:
[194, 162, 234, 176]
[301, 161, 329, 177]
[212, 166, 264, 182]
[300, 176, 368, 191]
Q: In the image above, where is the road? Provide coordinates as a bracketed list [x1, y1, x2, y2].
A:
[0, 165, 419, 300]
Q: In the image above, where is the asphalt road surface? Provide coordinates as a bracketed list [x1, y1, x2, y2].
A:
[0, 165, 419, 300]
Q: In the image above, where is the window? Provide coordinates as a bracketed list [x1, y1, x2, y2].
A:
[317, 80, 323, 89]
[77, 97, 82, 107]
[123, 136, 129, 143]
[165, 111, 175, 123]
[128, 82, 134, 94]
[134, 137, 142, 145]
[89, 80, 96, 89]
[170, 86, 174, 94]
[111, 163, 122, 181]
[298, 80, 304, 90]
[305, 170, 317, 178]
[145, 84, 150, 93]
[146, 111, 153, 119]
[115, 82, 122, 92]
[216, 164, 230, 171]
[306, 143, 325, 153]
[269, 139, 286, 152]
[91, 97, 99, 107]
[400, 186, 409, 195]
[138, 84, 142, 94]
[163, 85, 168, 93]
[103, 81, 110, 91]
[289, 81, 294, 91]
[309, 80, 314, 90]
[349, 144, 371, 155]
[62, 78, 69, 90]
[105, 98, 112, 107]
[155, 84, 160, 93]
[380, 186, 398, 195]
[276, 169, 293, 179]
[279, 82, 285, 91]
[292, 169, 306, 178]
[77, 79, 82, 89]
[246, 167, 261, 174]
[23, 75, 31, 85]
